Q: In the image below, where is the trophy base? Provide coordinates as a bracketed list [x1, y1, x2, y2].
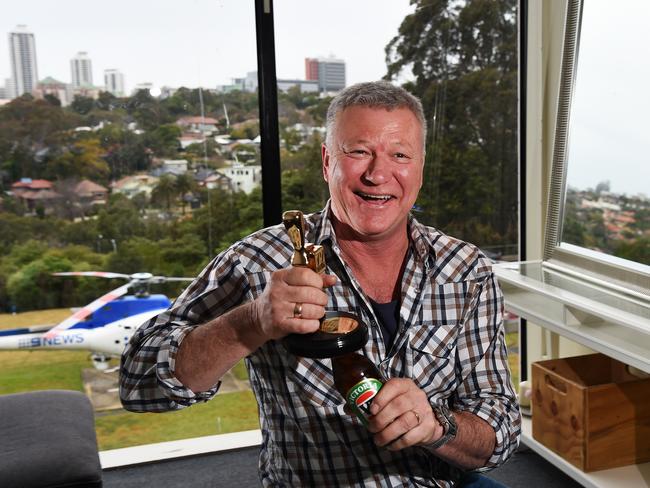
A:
[283, 312, 369, 359]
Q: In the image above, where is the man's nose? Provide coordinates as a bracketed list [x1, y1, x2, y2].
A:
[363, 153, 390, 185]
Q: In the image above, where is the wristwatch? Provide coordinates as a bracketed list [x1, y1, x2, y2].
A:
[428, 403, 457, 450]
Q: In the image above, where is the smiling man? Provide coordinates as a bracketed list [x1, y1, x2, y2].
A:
[120, 81, 520, 487]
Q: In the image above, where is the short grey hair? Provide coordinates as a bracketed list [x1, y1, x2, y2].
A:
[325, 81, 427, 150]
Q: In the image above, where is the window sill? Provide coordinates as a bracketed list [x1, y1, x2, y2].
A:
[493, 260, 650, 374]
[99, 429, 262, 469]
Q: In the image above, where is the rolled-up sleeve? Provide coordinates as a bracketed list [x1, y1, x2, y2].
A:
[119, 247, 251, 412]
[452, 271, 521, 469]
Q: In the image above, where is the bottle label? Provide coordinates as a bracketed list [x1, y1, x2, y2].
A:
[346, 378, 383, 426]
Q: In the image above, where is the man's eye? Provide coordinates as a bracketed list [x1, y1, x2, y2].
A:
[346, 149, 370, 157]
[394, 152, 411, 162]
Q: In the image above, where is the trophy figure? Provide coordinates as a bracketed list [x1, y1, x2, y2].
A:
[281, 210, 368, 357]
[283, 210, 326, 273]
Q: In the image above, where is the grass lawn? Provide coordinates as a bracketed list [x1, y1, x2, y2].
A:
[0, 308, 72, 329]
[506, 331, 520, 387]
[95, 391, 259, 450]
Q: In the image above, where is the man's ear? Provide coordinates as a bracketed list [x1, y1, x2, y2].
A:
[321, 143, 329, 182]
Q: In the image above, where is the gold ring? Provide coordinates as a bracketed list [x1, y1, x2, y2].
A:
[411, 410, 421, 426]
[293, 302, 303, 319]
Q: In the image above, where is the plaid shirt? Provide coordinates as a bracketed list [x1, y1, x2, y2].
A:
[120, 203, 520, 487]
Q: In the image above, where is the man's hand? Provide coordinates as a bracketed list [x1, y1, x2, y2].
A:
[367, 378, 442, 451]
[251, 267, 337, 341]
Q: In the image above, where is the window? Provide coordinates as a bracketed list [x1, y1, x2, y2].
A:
[545, 0, 650, 288]
[0, 0, 262, 451]
[276, 0, 519, 263]
[560, 0, 650, 269]
[2, 0, 522, 458]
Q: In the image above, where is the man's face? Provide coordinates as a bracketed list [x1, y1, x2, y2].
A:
[322, 105, 424, 241]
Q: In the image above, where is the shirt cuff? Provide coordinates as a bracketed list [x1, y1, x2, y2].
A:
[155, 321, 221, 407]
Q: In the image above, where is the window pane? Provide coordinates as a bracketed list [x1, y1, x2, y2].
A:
[562, 0, 650, 266]
[0, 0, 261, 450]
[275, 0, 519, 261]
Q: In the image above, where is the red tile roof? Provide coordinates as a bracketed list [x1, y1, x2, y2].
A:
[11, 179, 54, 190]
[75, 179, 108, 196]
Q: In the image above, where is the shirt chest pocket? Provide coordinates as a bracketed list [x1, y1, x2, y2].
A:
[408, 321, 459, 399]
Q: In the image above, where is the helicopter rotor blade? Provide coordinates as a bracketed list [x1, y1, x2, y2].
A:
[53, 271, 131, 280]
[150, 276, 194, 284]
[44, 283, 132, 339]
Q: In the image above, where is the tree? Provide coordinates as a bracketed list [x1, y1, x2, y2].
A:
[95, 91, 118, 111]
[385, 0, 518, 250]
[595, 180, 611, 195]
[189, 187, 262, 255]
[615, 237, 650, 265]
[151, 174, 178, 213]
[96, 194, 143, 243]
[98, 125, 152, 177]
[44, 94, 61, 107]
[0, 95, 80, 180]
[45, 137, 110, 182]
[281, 134, 328, 212]
[144, 124, 181, 157]
[70, 95, 95, 115]
[127, 89, 170, 130]
[174, 173, 196, 215]
[6, 253, 73, 310]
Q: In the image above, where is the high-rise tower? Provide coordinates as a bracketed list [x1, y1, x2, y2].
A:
[304, 56, 346, 93]
[71, 52, 93, 88]
[104, 69, 125, 96]
[8, 25, 39, 98]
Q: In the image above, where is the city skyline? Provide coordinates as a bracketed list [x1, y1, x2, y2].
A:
[1, 0, 413, 93]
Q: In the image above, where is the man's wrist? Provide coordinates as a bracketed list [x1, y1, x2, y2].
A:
[239, 301, 269, 348]
[427, 404, 457, 450]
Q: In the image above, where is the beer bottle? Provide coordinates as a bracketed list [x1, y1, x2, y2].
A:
[332, 352, 384, 426]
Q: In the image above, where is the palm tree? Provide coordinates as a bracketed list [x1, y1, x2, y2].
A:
[151, 174, 178, 214]
[174, 173, 196, 215]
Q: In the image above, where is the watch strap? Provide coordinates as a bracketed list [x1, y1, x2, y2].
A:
[428, 404, 457, 450]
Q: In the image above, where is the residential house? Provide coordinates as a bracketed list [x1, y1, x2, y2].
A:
[194, 168, 232, 191]
[74, 179, 108, 206]
[10, 178, 61, 214]
[111, 174, 159, 198]
[179, 133, 205, 149]
[216, 163, 261, 194]
[176, 116, 219, 134]
[150, 159, 189, 177]
[162, 159, 188, 173]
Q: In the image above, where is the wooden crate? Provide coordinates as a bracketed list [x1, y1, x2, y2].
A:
[532, 353, 650, 472]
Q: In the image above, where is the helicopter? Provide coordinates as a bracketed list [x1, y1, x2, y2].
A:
[0, 272, 192, 369]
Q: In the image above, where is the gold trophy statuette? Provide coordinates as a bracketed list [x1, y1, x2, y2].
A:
[281, 210, 368, 356]
[282, 210, 335, 332]
[282, 210, 326, 274]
